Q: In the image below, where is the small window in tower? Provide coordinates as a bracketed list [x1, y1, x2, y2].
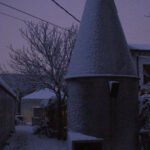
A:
[143, 64, 150, 84]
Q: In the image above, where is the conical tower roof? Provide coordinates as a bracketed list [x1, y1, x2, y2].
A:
[66, 0, 137, 79]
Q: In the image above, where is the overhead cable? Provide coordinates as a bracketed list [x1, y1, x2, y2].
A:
[0, 11, 25, 22]
[50, 0, 80, 23]
[0, 2, 67, 30]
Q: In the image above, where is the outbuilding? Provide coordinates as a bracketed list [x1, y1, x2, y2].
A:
[129, 44, 150, 86]
[0, 77, 16, 148]
[21, 88, 56, 124]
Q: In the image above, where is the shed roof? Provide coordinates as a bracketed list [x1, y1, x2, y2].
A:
[22, 88, 55, 100]
[0, 76, 16, 98]
[66, 0, 137, 79]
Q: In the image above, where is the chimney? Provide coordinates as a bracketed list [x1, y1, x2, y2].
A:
[66, 0, 138, 150]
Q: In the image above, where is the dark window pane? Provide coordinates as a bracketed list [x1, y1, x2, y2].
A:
[73, 141, 103, 150]
[143, 65, 150, 84]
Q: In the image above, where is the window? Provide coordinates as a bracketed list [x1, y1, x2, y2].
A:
[143, 64, 150, 84]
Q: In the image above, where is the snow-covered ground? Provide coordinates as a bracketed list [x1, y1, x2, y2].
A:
[3, 125, 67, 150]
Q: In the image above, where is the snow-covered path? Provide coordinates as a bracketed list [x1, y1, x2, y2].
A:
[3, 125, 67, 150]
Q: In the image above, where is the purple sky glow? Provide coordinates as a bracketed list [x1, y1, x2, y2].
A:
[0, 0, 150, 68]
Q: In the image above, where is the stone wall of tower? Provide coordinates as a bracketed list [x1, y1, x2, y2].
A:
[67, 77, 138, 150]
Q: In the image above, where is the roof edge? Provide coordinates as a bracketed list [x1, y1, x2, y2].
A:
[0, 77, 16, 98]
[65, 74, 138, 80]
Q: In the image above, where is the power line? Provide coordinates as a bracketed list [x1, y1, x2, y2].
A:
[0, 2, 67, 30]
[0, 11, 76, 34]
[0, 11, 26, 22]
[50, 0, 80, 23]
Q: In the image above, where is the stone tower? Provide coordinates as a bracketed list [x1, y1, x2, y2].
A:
[66, 0, 138, 150]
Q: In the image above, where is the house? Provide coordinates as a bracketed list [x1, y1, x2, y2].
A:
[129, 44, 150, 86]
[0, 74, 37, 114]
[21, 88, 56, 124]
[0, 77, 16, 148]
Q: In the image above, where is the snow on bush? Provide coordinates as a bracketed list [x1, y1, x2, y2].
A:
[139, 94, 150, 130]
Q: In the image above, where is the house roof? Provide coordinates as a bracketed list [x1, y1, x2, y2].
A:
[0, 76, 16, 98]
[0, 74, 37, 97]
[66, 0, 137, 79]
[22, 88, 55, 100]
[129, 44, 150, 51]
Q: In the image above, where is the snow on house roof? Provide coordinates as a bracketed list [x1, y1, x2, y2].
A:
[22, 88, 55, 100]
[129, 44, 150, 50]
[0, 76, 16, 98]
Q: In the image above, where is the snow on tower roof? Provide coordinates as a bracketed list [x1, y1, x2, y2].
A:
[129, 44, 150, 50]
[0, 76, 16, 98]
[22, 88, 56, 100]
[66, 0, 137, 79]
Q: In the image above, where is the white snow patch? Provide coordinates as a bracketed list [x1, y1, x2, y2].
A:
[67, 131, 103, 150]
[22, 88, 56, 100]
[3, 125, 67, 150]
[68, 130, 103, 141]
[129, 44, 150, 50]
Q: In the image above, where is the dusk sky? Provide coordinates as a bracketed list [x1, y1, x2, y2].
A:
[0, 0, 150, 68]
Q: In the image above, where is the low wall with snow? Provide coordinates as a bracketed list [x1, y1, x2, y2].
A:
[0, 81, 16, 148]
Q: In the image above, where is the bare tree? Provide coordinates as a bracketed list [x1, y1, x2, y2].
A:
[9, 21, 78, 138]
